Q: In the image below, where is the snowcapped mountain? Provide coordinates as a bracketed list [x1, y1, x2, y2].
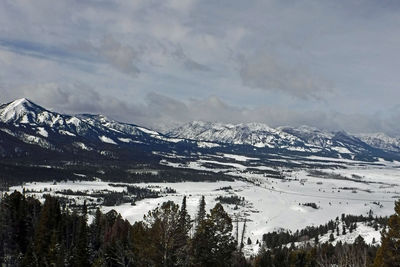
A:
[0, 98, 180, 144]
[75, 114, 183, 144]
[167, 121, 304, 149]
[0, 98, 188, 160]
[357, 133, 400, 153]
[167, 121, 397, 159]
[0, 98, 399, 163]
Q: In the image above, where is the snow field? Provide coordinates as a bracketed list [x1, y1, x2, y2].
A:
[8, 160, 400, 255]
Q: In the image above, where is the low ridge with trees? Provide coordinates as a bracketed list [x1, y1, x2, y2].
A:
[1, 191, 400, 266]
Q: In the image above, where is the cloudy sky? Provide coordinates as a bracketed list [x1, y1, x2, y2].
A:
[1, 0, 400, 135]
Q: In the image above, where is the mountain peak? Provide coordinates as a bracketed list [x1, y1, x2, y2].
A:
[0, 98, 44, 123]
[7, 98, 34, 109]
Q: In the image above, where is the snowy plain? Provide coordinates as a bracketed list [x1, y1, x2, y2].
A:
[9, 155, 400, 255]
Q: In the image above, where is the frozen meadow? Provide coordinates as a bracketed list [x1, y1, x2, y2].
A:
[9, 155, 400, 254]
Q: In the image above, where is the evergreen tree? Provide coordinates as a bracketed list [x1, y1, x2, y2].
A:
[144, 200, 181, 266]
[374, 200, 400, 266]
[33, 195, 62, 265]
[72, 201, 89, 267]
[193, 203, 236, 266]
[254, 249, 273, 267]
[47, 230, 62, 266]
[196, 196, 206, 230]
[192, 196, 209, 266]
[0, 192, 40, 265]
[174, 196, 191, 266]
[130, 221, 156, 266]
[329, 233, 335, 242]
[91, 207, 103, 252]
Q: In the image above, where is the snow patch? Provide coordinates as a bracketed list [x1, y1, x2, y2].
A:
[137, 127, 159, 136]
[66, 117, 81, 127]
[99, 135, 117, 145]
[118, 137, 133, 143]
[59, 130, 76, 136]
[197, 141, 220, 148]
[223, 153, 259, 161]
[73, 142, 91, 151]
[20, 114, 29, 123]
[37, 127, 48, 137]
[332, 146, 352, 154]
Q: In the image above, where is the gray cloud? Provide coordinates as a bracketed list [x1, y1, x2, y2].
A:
[1, 83, 142, 120]
[97, 36, 141, 76]
[2, 82, 400, 136]
[68, 37, 210, 76]
[238, 51, 332, 100]
[139, 93, 400, 136]
[171, 45, 211, 72]
[1, 0, 400, 135]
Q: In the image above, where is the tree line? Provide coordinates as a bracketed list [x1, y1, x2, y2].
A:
[1, 191, 400, 266]
[0, 191, 244, 266]
[262, 212, 387, 249]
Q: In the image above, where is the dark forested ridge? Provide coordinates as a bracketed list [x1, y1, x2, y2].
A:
[0, 161, 235, 189]
[1, 191, 400, 266]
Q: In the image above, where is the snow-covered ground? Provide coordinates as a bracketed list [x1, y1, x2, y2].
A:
[8, 157, 400, 255]
[318, 221, 381, 246]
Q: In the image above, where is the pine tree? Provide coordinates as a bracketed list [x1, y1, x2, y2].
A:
[130, 221, 155, 266]
[178, 196, 191, 236]
[0, 191, 41, 265]
[314, 234, 319, 244]
[254, 249, 273, 267]
[34, 195, 62, 265]
[374, 200, 400, 266]
[47, 230, 61, 265]
[21, 244, 38, 267]
[174, 196, 191, 266]
[72, 201, 89, 267]
[196, 196, 206, 231]
[144, 200, 180, 266]
[193, 203, 236, 266]
[104, 214, 133, 266]
[329, 233, 335, 242]
[91, 208, 103, 252]
[192, 196, 209, 266]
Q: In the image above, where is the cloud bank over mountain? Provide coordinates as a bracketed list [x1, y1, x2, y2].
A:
[1, 0, 400, 135]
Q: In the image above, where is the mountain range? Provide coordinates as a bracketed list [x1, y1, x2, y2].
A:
[1, 98, 399, 166]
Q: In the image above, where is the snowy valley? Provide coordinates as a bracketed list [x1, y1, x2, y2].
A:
[1, 98, 400, 256]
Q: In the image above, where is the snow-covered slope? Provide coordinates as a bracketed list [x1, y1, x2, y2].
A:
[0, 98, 192, 158]
[0, 99, 399, 162]
[278, 125, 334, 147]
[76, 114, 183, 144]
[0, 98, 93, 136]
[167, 121, 379, 158]
[357, 133, 400, 153]
[0, 98, 182, 148]
[168, 121, 303, 148]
